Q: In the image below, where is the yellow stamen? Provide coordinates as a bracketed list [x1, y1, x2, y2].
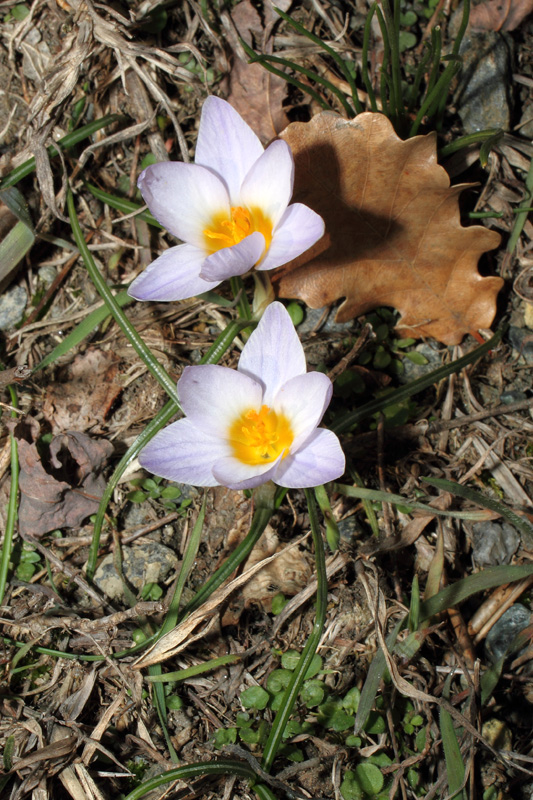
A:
[229, 405, 293, 466]
[204, 206, 273, 261]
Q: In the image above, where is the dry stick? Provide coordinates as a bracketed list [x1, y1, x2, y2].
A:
[121, 512, 180, 545]
[327, 322, 373, 382]
[426, 395, 533, 433]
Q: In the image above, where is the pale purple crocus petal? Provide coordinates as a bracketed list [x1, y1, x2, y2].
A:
[238, 302, 306, 404]
[240, 140, 294, 228]
[138, 162, 230, 248]
[274, 428, 346, 488]
[178, 365, 263, 438]
[200, 232, 265, 282]
[213, 454, 282, 491]
[274, 372, 333, 450]
[128, 244, 221, 301]
[257, 203, 326, 272]
[139, 419, 230, 487]
[195, 96, 264, 204]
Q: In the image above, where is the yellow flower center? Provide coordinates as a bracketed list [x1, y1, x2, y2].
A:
[229, 405, 293, 465]
[204, 206, 272, 259]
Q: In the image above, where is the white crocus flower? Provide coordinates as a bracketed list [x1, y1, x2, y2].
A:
[128, 97, 325, 302]
[139, 303, 345, 490]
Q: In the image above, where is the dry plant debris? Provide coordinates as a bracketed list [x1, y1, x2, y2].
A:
[10, 417, 113, 536]
[274, 111, 504, 344]
[469, 0, 533, 31]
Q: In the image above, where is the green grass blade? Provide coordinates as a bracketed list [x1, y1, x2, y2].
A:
[333, 484, 490, 520]
[146, 653, 243, 682]
[67, 188, 179, 405]
[239, 38, 330, 111]
[332, 327, 503, 433]
[0, 219, 35, 285]
[0, 385, 19, 605]
[419, 564, 533, 620]
[261, 487, 328, 771]
[273, 5, 362, 114]
[246, 50, 355, 117]
[85, 182, 161, 227]
[361, 3, 379, 112]
[440, 676, 467, 800]
[122, 760, 256, 800]
[159, 494, 207, 636]
[180, 504, 273, 618]
[422, 476, 533, 545]
[507, 153, 533, 254]
[34, 289, 133, 372]
[0, 114, 125, 190]
[354, 615, 405, 734]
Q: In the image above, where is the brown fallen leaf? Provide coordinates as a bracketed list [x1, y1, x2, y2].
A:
[274, 112, 503, 345]
[221, 0, 289, 143]
[43, 348, 122, 434]
[469, 0, 533, 31]
[10, 417, 113, 537]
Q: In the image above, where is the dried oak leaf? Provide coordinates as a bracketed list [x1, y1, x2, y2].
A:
[469, 0, 533, 31]
[10, 417, 113, 537]
[274, 112, 503, 345]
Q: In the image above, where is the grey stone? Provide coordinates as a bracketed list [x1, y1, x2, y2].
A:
[472, 521, 520, 567]
[94, 541, 178, 602]
[508, 326, 533, 364]
[297, 306, 354, 336]
[455, 30, 511, 132]
[399, 342, 444, 383]
[499, 389, 528, 405]
[485, 604, 531, 663]
[0, 284, 27, 330]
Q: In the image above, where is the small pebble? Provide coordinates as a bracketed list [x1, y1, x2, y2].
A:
[472, 521, 520, 567]
[508, 326, 533, 364]
[0, 284, 27, 330]
[485, 604, 531, 663]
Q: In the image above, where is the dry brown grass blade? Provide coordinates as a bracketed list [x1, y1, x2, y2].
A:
[274, 112, 503, 344]
[134, 534, 309, 668]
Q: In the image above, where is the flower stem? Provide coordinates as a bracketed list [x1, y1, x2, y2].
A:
[261, 487, 327, 772]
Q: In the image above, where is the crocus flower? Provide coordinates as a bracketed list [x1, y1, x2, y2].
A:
[139, 303, 345, 490]
[128, 97, 325, 302]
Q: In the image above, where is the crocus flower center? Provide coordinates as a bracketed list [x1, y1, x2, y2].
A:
[229, 404, 293, 465]
[204, 206, 273, 260]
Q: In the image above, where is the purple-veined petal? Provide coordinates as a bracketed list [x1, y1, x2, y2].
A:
[238, 302, 306, 404]
[273, 372, 333, 450]
[274, 428, 345, 488]
[200, 232, 265, 282]
[178, 365, 263, 438]
[138, 162, 230, 248]
[127, 244, 221, 302]
[139, 418, 230, 487]
[240, 140, 294, 228]
[212, 454, 281, 491]
[257, 203, 326, 272]
[195, 96, 264, 204]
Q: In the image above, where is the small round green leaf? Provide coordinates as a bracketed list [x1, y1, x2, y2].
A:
[355, 763, 384, 795]
[240, 686, 269, 710]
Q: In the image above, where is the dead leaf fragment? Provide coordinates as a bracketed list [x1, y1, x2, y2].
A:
[469, 0, 533, 31]
[43, 349, 122, 434]
[10, 417, 113, 537]
[274, 112, 503, 345]
[222, 0, 288, 143]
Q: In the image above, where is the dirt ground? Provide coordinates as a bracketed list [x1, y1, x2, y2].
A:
[0, 1, 533, 799]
